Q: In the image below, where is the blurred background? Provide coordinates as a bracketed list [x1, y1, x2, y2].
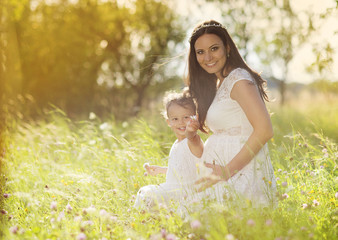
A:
[0, 0, 337, 122]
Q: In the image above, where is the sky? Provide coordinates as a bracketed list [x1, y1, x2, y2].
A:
[172, 0, 338, 84]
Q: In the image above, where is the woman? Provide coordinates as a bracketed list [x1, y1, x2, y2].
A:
[187, 20, 277, 206]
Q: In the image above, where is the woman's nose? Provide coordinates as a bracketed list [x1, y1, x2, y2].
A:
[204, 51, 212, 61]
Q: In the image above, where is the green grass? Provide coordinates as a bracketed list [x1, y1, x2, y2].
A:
[0, 99, 337, 239]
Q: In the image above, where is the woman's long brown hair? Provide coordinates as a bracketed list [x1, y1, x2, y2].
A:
[187, 20, 268, 133]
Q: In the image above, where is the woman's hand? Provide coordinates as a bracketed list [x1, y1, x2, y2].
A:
[195, 162, 228, 192]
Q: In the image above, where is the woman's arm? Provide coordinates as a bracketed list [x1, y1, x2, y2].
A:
[218, 80, 273, 180]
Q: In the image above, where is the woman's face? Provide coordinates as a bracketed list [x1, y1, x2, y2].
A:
[194, 33, 227, 79]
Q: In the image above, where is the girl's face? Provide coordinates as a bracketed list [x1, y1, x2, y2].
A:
[166, 103, 195, 141]
[194, 33, 228, 80]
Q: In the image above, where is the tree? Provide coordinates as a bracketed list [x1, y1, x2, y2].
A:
[3, 0, 185, 118]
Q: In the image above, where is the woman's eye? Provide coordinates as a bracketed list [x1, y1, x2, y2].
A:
[211, 46, 219, 51]
[196, 50, 203, 55]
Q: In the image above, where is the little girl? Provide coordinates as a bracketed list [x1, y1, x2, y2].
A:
[134, 91, 204, 210]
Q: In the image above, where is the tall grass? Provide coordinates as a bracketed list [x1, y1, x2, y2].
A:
[0, 95, 337, 239]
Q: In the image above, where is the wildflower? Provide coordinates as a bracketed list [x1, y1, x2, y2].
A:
[77, 233, 87, 240]
[57, 210, 65, 222]
[9, 226, 19, 234]
[110, 216, 118, 222]
[112, 189, 117, 194]
[82, 220, 94, 227]
[3, 193, 10, 198]
[313, 199, 319, 206]
[302, 203, 309, 209]
[161, 228, 167, 238]
[187, 233, 196, 239]
[66, 203, 72, 213]
[322, 148, 327, 153]
[302, 163, 308, 168]
[282, 193, 289, 199]
[282, 182, 287, 187]
[265, 219, 273, 226]
[50, 201, 57, 210]
[335, 192, 338, 199]
[144, 172, 148, 176]
[247, 219, 255, 226]
[166, 234, 177, 240]
[301, 226, 307, 231]
[99, 209, 108, 218]
[74, 216, 82, 222]
[89, 112, 96, 120]
[320, 165, 324, 169]
[149, 233, 162, 240]
[225, 234, 235, 240]
[190, 219, 202, 229]
[86, 205, 96, 215]
[1, 209, 8, 215]
[143, 163, 150, 170]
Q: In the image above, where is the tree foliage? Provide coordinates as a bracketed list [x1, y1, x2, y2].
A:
[2, 0, 185, 119]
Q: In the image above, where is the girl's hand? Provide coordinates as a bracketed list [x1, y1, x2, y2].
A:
[185, 116, 200, 139]
[143, 163, 164, 176]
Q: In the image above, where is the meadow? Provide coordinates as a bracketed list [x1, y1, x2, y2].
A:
[0, 93, 337, 240]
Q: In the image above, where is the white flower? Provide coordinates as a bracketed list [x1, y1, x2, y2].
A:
[143, 163, 150, 170]
[89, 112, 96, 120]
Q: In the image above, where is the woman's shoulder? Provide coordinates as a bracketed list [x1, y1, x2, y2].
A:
[228, 68, 253, 81]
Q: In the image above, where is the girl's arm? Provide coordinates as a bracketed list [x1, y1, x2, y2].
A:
[186, 118, 204, 158]
[144, 163, 168, 176]
[197, 80, 273, 189]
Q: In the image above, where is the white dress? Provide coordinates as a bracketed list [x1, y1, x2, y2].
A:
[134, 138, 200, 209]
[202, 68, 277, 206]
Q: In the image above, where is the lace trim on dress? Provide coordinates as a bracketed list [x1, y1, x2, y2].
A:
[216, 68, 255, 102]
[213, 126, 242, 136]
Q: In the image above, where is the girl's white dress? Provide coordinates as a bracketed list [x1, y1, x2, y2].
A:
[202, 68, 277, 206]
[134, 138, 200, 209]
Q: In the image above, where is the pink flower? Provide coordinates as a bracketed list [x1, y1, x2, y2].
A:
[313, 199, 319, 206]
[166, 233, 177, 240]
[302, 203, 309, 209]
[161, 228, 167, 238]
[190, 219, 202, 229]
[3, 193, 10, 198]
[76, 233, 87, 240]
[9, 225, 19, 234]
[282, 182, 287, 187]
[282, 193, 289, 199]
[66, 203, 72, 213]
[335, 192, 338, 199]
[265, 219, 273, 226]
[1, 209, 8, 215]
[247, 219, 255, 226]
[99, 209, 108, 217]
[50, 201, 57, 210]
